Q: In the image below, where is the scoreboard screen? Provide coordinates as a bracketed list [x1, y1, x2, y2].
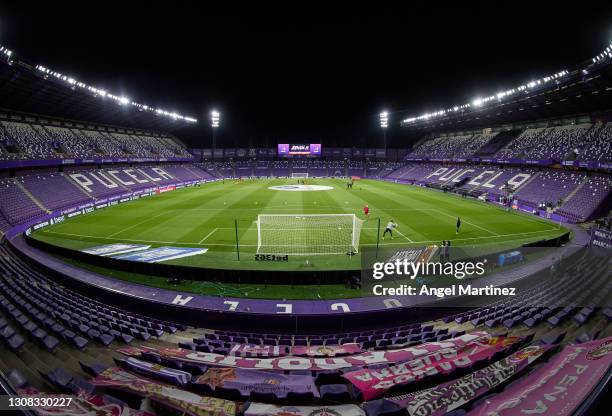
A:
[278, 144, 322, 156]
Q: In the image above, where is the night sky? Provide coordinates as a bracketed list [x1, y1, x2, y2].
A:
[0, 3, 611, 148]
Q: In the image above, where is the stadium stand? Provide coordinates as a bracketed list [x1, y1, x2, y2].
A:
[0, 146, 609, 414]
[0, 118, 190, 161]
[0, 234, 609, 414]
[0, 30, 610, 416]
[408, 133, 497, 159]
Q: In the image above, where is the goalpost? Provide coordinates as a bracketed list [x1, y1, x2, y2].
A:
[257, 214, 364, 255]
[291, 172, 309, 178]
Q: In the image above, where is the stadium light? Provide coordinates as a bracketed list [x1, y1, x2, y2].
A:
[211, 110, 220, 128]
[400, 64, 576, 125]
[379, 111, 389, 128]
[0, 43, 198, 123]
[380, 111, 389, 152]
[210, 110, 220, 153]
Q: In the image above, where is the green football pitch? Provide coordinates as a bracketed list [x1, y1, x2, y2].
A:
[31, 178, 567, 277]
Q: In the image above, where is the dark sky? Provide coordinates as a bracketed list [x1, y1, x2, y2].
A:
[0, 2, 611, 148]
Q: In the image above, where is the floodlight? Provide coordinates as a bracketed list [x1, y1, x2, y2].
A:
[379, 111, 389, 128]
[211, 110, 220, 128]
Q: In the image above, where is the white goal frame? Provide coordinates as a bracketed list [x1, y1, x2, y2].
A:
[291, 172, 309, 178]
[256, 213, 363, 255]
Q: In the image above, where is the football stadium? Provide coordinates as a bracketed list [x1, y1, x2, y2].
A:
[0, 7, 610, 416]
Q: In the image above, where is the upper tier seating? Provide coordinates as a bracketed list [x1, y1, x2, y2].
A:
[408, 133, 496, 159]
[0, 119, 191, 160]
[495, 124, 591, 160]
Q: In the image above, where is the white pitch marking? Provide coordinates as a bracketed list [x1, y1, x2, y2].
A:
[41, 228, 556, 248]
[106, 210, 169, 238]
[198, 228, 218, 244]
[433, 209, 499, 236]
[394, 228, 414, 243]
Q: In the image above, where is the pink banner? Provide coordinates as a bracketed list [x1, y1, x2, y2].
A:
[91, 367, 237, 416]
[385, 345, 550, 416]
[119, 332, 489, 371]
[17, 387, 154, 416]
[469, 337, 612, 416]
[345, 335, 522, 400]
[290, 343, 363, 357]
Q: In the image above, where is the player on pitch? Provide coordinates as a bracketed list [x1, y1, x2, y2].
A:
[363, 204, 369, 217]
[382, 219, 397, 240]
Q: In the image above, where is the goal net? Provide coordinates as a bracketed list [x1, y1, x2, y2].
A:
[291, 172, 309, 178]
[257, 214, 364, 255]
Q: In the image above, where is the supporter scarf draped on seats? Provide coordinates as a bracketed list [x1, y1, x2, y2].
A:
[91, 367, 236, 416]
[18, 387, 154, 416]
[344, 335, 522, 400]
[116, 332, 490, 371]
[229, 344, 286, 357]
[123, 357, 192, 386]
[291, 343, 362, 357]
[194, 367, 319, 399]
[245, 403, 365, 416]
[371, 344, 549, 416]
[468, 336, 612, 416]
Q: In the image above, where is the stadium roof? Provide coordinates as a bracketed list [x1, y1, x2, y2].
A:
[0, 44, 198, 132]
[400, 42, 612, 132]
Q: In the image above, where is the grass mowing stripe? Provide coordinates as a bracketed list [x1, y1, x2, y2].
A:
[198, 228, 218, 244]
[431, 209, 499, 236]
[32, 178, 568, 273]
[107, 209, 170, 238]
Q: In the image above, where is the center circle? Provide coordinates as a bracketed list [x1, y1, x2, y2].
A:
[268, 184, 334, 192]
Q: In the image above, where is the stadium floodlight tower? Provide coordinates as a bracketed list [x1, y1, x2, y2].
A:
[380, 111, 389, 153]
[211, 110, 220, 152]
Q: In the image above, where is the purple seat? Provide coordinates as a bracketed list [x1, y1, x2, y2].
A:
[183, 363, 207, 375]
[23, 321, 38, 333]
[6, 369, 29, 389]
[42, 335, 60, 352]
[32, 328, 47, 341]
[97, 333, 114, 346]
[195, 344, 212, 353]
[79, 361, 108, 377]
[362, 398, 403, 416]
[70, 336, 89, 350]
[315, 370, 344, 385]
[39, 368, 73, 391]
[7, 333, 25, 351]
[539, 331, 566, 345]
[134, 331, 150, 341]
[68, 377, 96, 395]
[320, 384, 351, 402]
[0, 325, 16, 339]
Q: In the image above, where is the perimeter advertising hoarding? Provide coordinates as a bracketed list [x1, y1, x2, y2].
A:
[278, 143, 322, 156]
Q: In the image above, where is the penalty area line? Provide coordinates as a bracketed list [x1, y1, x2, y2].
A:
[198, 228, 218, 244]
[393, 229, 414, 243]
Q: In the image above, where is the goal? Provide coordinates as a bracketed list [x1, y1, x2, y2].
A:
[291, 172, 309, 178]
[257, 214, 364, 255]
